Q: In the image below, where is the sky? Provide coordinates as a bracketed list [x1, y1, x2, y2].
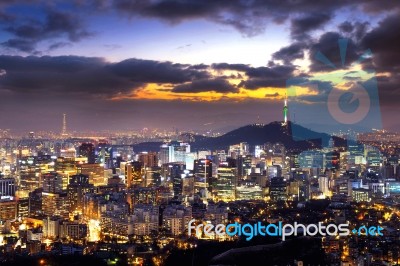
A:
[0, 0, 399, 134]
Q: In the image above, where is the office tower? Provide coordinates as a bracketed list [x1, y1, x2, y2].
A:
[269, 177, 287, 201]
[0, 198, 17, 221]
[42, 172, 64, 193]
[193, 159, 212, 199]
[120, 161, 133, 188]
[236, 182, 263, 200]
[129, 187, 158, 208]
[42, 191, 69, 219]
[17, 197, 29, 218]
[237, 155, 252, 178]
[319, 176, 330, 196]
[138, 152, 158, 167]
[76, 163, 106, 186]
[216, 163, 237, 201]
[78, 143, 95, 164]
[96, 142, 112, 168]
[159, 143, 174, 165]
[325, 150, 340, 170]
[144, 166, 161, 187]
[28, 188, 43, 216]
[18, 155, 56, 192]
[130, 161, 143, 186]
[67, 174, 94, 213]
[0, 178, 15, 197]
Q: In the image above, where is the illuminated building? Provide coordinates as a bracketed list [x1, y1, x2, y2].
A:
[28, 188, 43, 216]
[42, 192, 69, 219]
[0, 178, 15, 197]
[42, 172, 64, 193]
[352, 188, 371, 202]
[0, 198, 17, 221]
[18, 155, 55, 192]
[17, 197, 29, 218]
[159, 143, 175, 165]
[131, 205, 159, 236]
[269, 177, 287, 201]
[318, 176, 330, 196]
[386, 181, 400, 196]
[204, 203, 228, 225]
[96, 142, 112, 168]
[237, 155, 252, 178]
[43, 216, 61, 238]
[216, 163, 237, 201]
[236, 182, 263, 200]
[194, 159, 212, 199]
[78, 143, 95, 164]
[77, 163, 106, 186]
[60, 221, 88, 240]
[144, 166, 161, 187]
[129, 187, 159, 209]
[67, 174, 94, 213]
[139, 152, 158, 167]
[162, 205, 192, 236]
[298, 150, 325, 169]
[169, 164, 185, 198]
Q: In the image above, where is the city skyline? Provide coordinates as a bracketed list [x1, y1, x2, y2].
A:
[0, 1, 399, 132]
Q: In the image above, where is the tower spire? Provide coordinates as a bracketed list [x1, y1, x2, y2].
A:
[62, 113, 67, 137]
[283, 94, 288, 125]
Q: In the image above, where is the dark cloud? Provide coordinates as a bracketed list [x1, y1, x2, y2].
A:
[110, 0, 365, 37]
[239, 65, 295, 89]
[272, 42, 307, 64]
[48, 42, 72, 51]
[309, 32, 361, 72]
[361, 14, 400, 72]
[291, 13, 332, 40]
[0, 56, 215, 97]
[109, 59, 210, 84]
[2, 39, 37, 53]
[172, 78, 238, 93]
[2, 9, 91, 53]
[211, 63, 250, 72]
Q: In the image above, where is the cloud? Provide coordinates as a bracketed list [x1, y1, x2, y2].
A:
[290, 13, 332, 40]
[309, 32, 361, 72]
[110, 0, 366, 37]
[272, 42, 307, 64]
[0, 56, 231, 98]
[2, 9, 91, 53]
[109, 58, 210, 84]
[172, 78, 238, 93]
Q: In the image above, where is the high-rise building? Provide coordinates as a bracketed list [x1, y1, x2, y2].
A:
[78, 143, 95, 164]
[42, 172, 64, 193]
[138, 152, 158, 167]
[96, 143, 113, 168]
[67, 174, 94, 213]
[0, 178, 15, 197]
[216, 163, 237, 201]
[0, 198, 17, 221]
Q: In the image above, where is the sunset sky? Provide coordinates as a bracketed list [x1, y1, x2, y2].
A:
[0, 1, 399, 133]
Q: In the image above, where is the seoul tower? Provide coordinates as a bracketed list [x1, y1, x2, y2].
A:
[283, 94, 288, 125]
